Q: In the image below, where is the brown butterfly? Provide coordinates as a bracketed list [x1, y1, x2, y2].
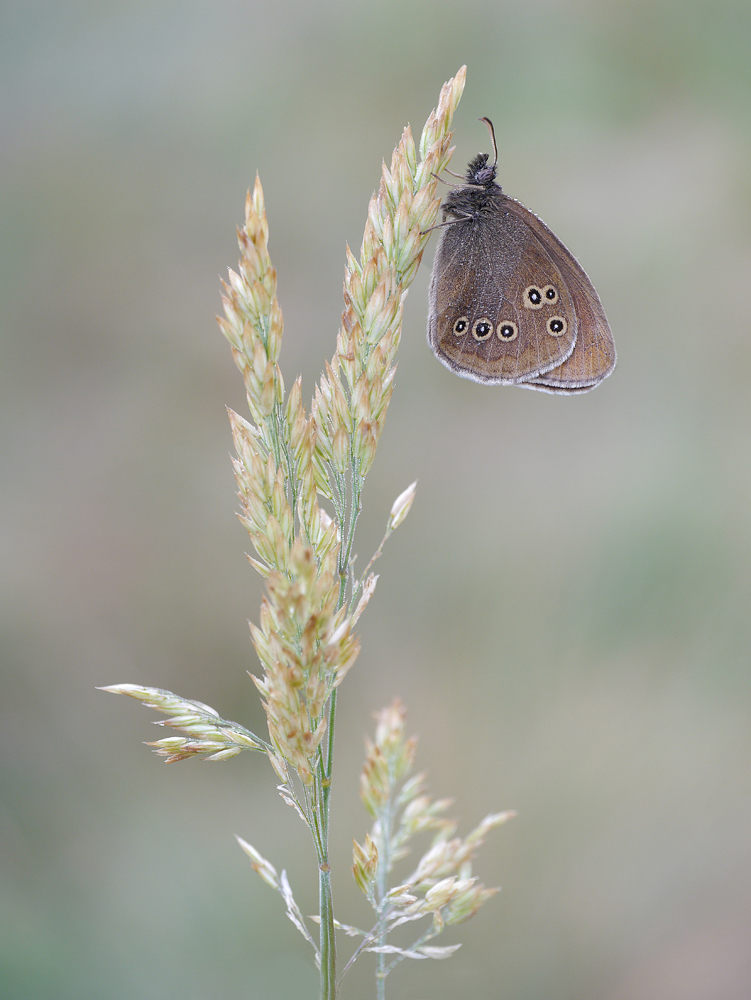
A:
[427, 118, 615, 393]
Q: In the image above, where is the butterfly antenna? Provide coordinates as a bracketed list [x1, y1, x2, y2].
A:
[479, 117, 498, 168]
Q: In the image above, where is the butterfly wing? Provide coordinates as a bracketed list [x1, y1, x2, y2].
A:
[428, 205, 578, 384]
[502, 199, 616, 393]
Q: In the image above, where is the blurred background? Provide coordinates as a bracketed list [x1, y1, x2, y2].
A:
[2, 1, 750, 997]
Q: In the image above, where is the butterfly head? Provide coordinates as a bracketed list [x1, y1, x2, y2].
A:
[465, 152, 497, 187]
[463, 117, 500, 188]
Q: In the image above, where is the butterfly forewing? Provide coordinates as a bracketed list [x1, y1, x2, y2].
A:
[428, 207, 578, 384]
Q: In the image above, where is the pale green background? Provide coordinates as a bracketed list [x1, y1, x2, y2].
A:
[2, 1, 751, 998]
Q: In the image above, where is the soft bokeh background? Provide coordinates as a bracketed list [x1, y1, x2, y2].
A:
[2, 1, 750, 997]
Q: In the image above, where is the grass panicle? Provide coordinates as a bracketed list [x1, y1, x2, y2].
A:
[101, 66, 515, 1000]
